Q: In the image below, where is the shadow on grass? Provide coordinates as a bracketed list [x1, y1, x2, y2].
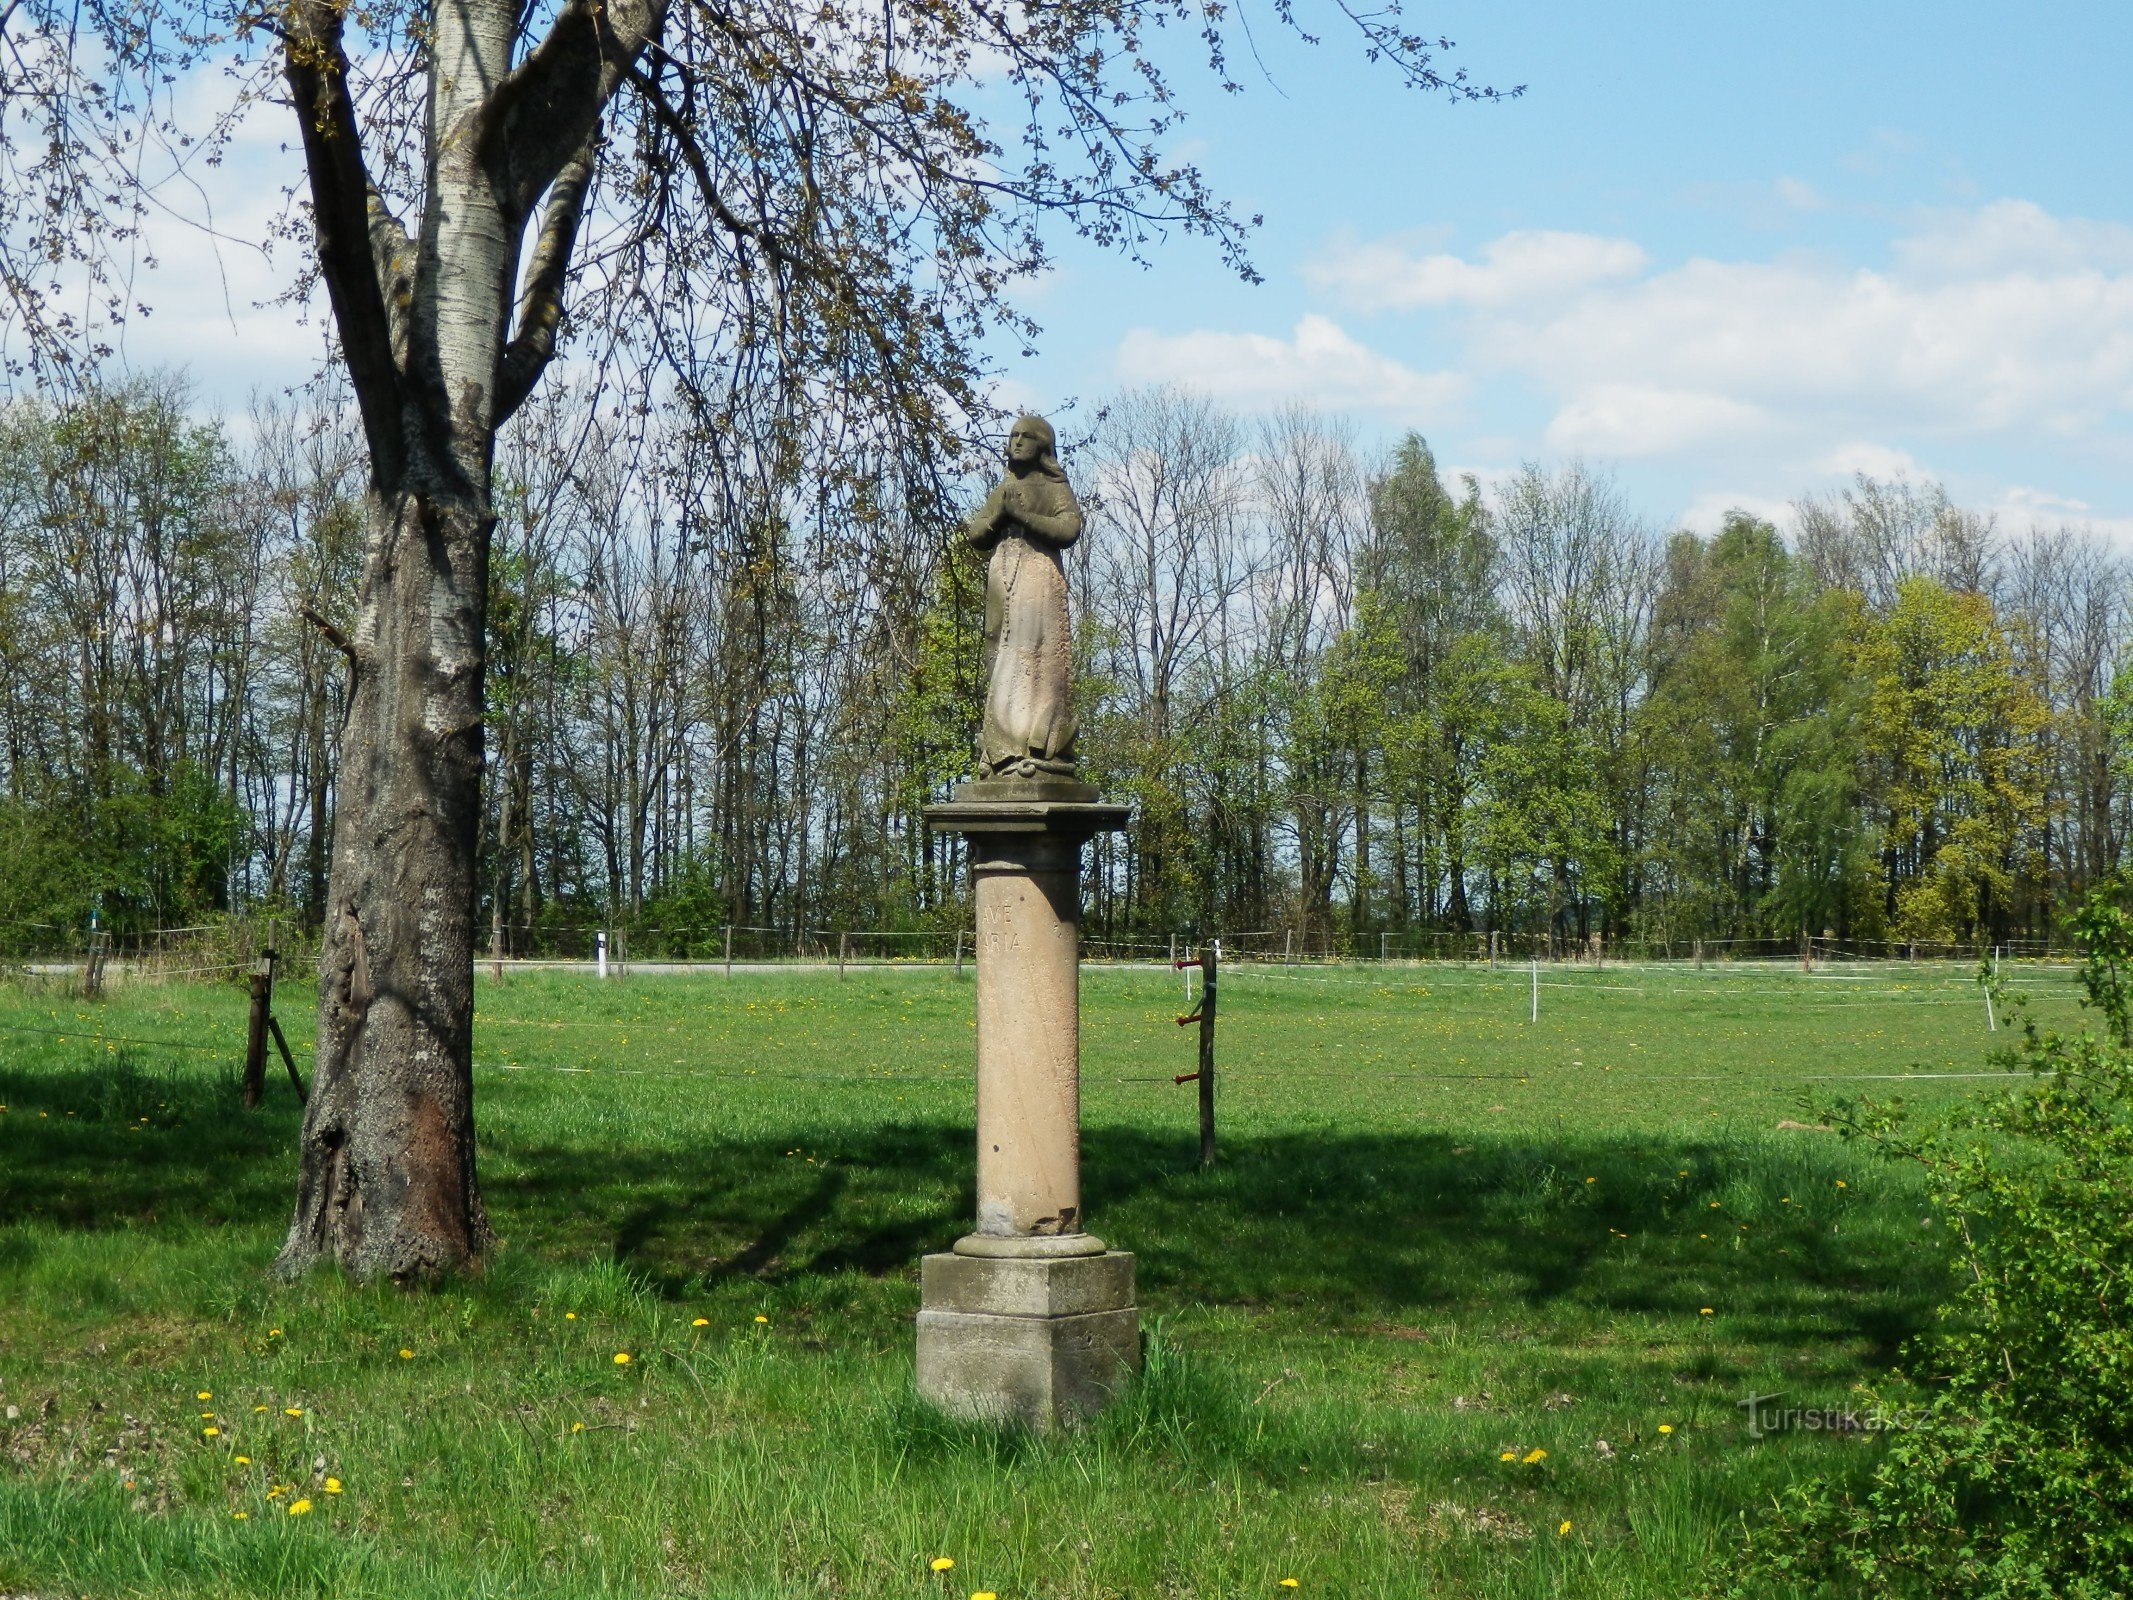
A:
[0, 1049, 1944, 1365]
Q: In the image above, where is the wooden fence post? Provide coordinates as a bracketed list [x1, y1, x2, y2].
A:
[723, 924, 733, 976]
[838, 930, 849, 980]
[242, 954, 271, 1110]
[954, 927, 964, 977]
[1196, 945, 1218, 1168]
[84, 931, 109, 1000]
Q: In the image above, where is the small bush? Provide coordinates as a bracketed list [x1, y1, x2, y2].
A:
[1725, 889, 2133, 1599]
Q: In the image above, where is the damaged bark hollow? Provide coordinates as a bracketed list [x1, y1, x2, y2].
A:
[274, 478, 496, 1281]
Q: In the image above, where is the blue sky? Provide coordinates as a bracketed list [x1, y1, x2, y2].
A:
[114, 2, 2133, 534]
[995, 0, 2133, 532]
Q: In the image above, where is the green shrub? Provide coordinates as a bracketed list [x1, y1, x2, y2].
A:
[1726, 889, 2133, 1598]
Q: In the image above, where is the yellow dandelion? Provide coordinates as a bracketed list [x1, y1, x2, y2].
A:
[252, 1405, 269, 1414]
[1699, 1307, 1714, 1316]
[754, 1314, 770, 1324]
[232, 1511, 249, 1520]
[287, 1498, 313, 1516]
[692, 1317, 710, 1327]
[1499, 1450, 1517, 1461]
[930, 1557, 956, 1573]
[235, 1455, 251, 1465]
[199, 1411, 216, 1419]
[399, 1348, 413, 1359]
[571, 1421, 585, 1433]
[1558, 1519, 1573, 1537]
[1584, 1177, 1596, 1184]
[267, 1485, 286, 1498]
[268, 1329, 282, 1338]
[1523, 1448, 1547, 1464]
[565, 1312, 577, 1321]
[1658, 1424, 1674, 1435]
[1279, 1581, 1300, 1590]
[325, 1477, 342, 1494]
[972, 1593, 998, 1600]
[202, 1426, 220, 1438]
[1835, 1180, 1848, 1189]
[613, 1352, 632, 1365]
[284, 1407, 304, 1417]
[196, 1390, 212, 1400]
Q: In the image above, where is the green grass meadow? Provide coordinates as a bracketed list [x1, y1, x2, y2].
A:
[0, 957, 2082, 1598]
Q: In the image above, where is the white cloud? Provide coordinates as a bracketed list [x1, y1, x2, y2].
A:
[1676, 492, 1799, 536]
[1775, 177, 1829, 212]
[1112, 314, 1466, 422]
[1439, 461, 1519, 500]
[1819, 442, 1925, 479]
[1306, 229, 1648, 311]
[1543, 384, 1768, 457]
[1892, 199, 2133, 279]
[1995, 484, 2093, 516]
[1479, 246, 2133, 445]
[1309, 203, 2133, 483]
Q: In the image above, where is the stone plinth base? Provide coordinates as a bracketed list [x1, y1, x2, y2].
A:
[916, 1251, 1139, 1428]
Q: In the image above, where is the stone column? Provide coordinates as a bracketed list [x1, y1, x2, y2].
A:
[917, 780, 1137, 1427]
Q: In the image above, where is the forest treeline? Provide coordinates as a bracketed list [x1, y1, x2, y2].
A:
[0, 374, 2125, 957]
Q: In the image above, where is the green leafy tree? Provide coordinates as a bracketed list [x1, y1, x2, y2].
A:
[1856, 578, 2052, 944]
[1362, 434, 1498, 930]
[1474, 663, 1610, 940]
[1639, 514, 1868, 944]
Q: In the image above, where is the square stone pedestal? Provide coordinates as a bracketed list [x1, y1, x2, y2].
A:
[916, 1250, 1140, 1428]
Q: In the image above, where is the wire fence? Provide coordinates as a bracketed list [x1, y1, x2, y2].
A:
[0, 906, 2075, 988]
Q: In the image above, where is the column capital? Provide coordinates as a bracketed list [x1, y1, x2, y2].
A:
[929, 793, 1134, 853]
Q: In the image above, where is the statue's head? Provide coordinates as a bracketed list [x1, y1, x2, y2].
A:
[1006, 414, 1063, 478]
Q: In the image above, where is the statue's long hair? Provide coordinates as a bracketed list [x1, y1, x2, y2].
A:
[1013, 413, 1067, 482]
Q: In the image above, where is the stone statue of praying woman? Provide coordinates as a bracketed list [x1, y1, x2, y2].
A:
[966, 414, 1083, 780]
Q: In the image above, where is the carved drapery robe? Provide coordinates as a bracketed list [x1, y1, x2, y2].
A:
[969, 468, 1082, 778]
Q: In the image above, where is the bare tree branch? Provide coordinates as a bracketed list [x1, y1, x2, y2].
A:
[482, 0, 668, 222]
[282, 0, 406, 482]
[622, 62, 784, 265]
[495, 134, 599, 426]
[300, 602, 360, 669]
[365, 183, 416, 375]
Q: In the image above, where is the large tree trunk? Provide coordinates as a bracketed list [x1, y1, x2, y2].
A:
[276, 472, 495, 1280]
[271, 0, 648, 1277]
